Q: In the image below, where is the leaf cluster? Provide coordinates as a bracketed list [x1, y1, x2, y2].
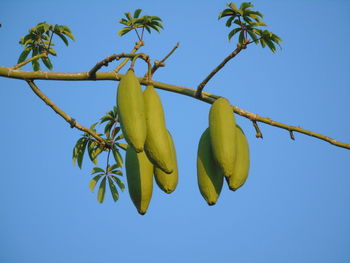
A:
[118, 9, 163, 40]
[18, 22, 75, 71]
[72, 106, 126, 202]
[219, 2, 282, 52]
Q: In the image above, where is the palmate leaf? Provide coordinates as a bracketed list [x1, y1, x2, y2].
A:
[108, 177, 119, 202]
[134, 9, 142, 19]
[97, 177, 107, 203]
[228, 28, 241, 41]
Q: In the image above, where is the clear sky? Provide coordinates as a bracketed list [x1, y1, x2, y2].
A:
[1, 0, 349, 262]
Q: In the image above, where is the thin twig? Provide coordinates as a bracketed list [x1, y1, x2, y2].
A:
[150, 42, 180, 76]
[12, 53, 47, 70]
[89, 52, 149, 78]
[114, 41, 144, 73]
[25, 80, 106, 145]
[195, 45, 244, 98]
[252, 120, 263, 138]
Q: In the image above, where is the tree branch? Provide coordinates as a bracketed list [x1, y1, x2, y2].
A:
[25, 80, 106, 146]
[0, 67, 348, 150]
[195, 44, 244, 98]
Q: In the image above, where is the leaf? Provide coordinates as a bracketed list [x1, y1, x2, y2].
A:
[97, 177, 107, 203]
[89, 174, 104, 192]
[118, 27, 132, 37]
[111, 175, 125, 191]
[109, 163, 121, 172]
[91, 167, 105, 175]
[134, 9, 142, 18]
[225, 16, 235, 27]
[228, 28, 241, 41]
[265, 39, 277, 53]
[247, 30, 259, 44]
[116, 142, 128, 151]
[17, 48, 31, 64]
[111, 170, 123, 176]
[41, 56, 53, 70]
[76, 137, 88, 169]
[115, 132, 124, 141]
[238, 30, 245, 44]
[111, 126, 120, 138]
[56, 32, 69, 46]
[240, 2, 254, 10]
[104, 121, 114, 138]
[112, 145, 123, 168]
[108, 177, 119, 202]
[100, 114, 113, 124]
[31, 48, 41, 72]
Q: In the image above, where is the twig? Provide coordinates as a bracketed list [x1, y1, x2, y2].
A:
[150, 42, 180, 76]
[114, 41, 144, 73]
[12, 53, 48, 70]
[89, 52, 149, 78]
[252, 120, 263, 138]
[26, 80, 106, 145]
[195, 45, 244, 98]
[0, 67, 348, 150]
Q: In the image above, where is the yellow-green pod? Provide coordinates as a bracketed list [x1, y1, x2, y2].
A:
[226, 125, 250, 191]
[209, 97, 237, 178]
[117, 69, 146, 153]
[125, 146, 153, 215]
[197, 128, 224, 206]
[143, 85, 173, 173]
[154, 131, 178, 194]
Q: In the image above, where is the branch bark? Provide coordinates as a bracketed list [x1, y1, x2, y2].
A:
[0, 66, 349, 150]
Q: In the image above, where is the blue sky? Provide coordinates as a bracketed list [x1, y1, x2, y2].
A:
[1, 0, 349, 262]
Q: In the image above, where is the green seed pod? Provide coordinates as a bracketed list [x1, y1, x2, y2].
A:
[226, 125, 250, 191]
[143, 85, 173, 173]
[209, 97, 237, 178]
[117, 69, 146, 153]
[197, 128, 224, 205]
[154, 131, 178, 194]
[125, 146, 153, 215]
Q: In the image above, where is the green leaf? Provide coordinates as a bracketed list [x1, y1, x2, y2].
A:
[225, 16, 235, 27]
[111, 170, 123, 176]
[228, 28, 241, 41]
[109, 163, 120, 171]
[240, 2, 254, 10]
[97, 177, 107, 203]
[89, 174, 104, 192]
[111, 126, 121, 138]
[247, 30, 259, 44]
[31, 48, 41, 72]
[88, 141, 98, 164]
[111, 175, 125, 191]
[134, 9, 142, 18]
[108, 177, 119, 202]
[100, 115, 113, 124]
[265, 38, 277, 53]
[41, 56, 53, 70]
[115, 132, 124, 141]
[118, 27, 132, 37]
[238, 30, 245, 44]
[74, 137, 88, 169]
[17, 48, 31, 64]
[104, 121, 114, 138]
[56, 32, 69, 46]
[91, 167, 105, 175]
[116, 142, 128, 151]
[112, 145, 123, 168]
[260, 38, 266, 48]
